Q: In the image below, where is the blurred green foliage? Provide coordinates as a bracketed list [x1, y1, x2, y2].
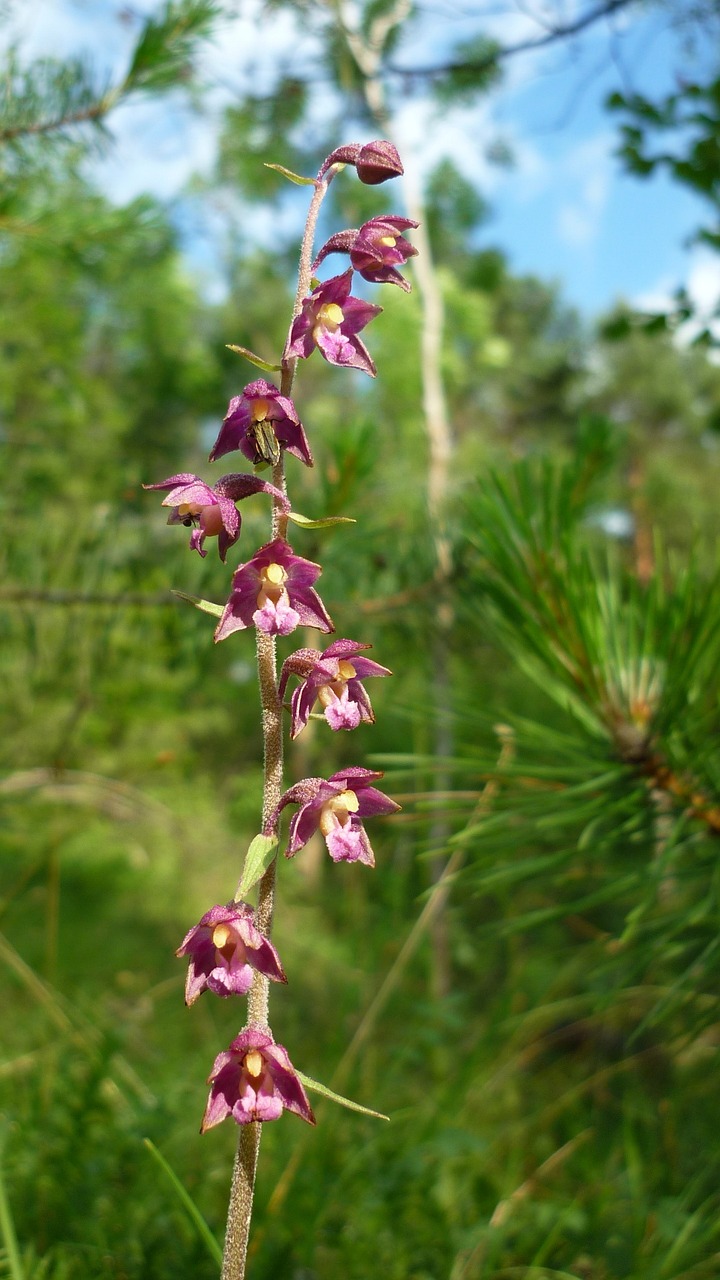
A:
[2, 7, 720, 1279]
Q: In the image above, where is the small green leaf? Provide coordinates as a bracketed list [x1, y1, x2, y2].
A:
[172, 591, 224, 618]
[236, 833, 278, 898]
[287, 511, 356, 530]
[226, 344, 282, 373]
[263, 162, 316, 187]
[296, 1072, 389, 1121]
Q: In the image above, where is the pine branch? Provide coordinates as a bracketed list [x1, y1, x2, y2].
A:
[389, 0, 639, 79]
[0, 1, 219, 149]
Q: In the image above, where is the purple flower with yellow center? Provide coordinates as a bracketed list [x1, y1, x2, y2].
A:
[286, 269, 382, 377]
[279, 639, 391, 738]
[144, 472, 289, 561]
[209, 380, 313, 469]
[214, 537, 333, 641]
[176, 902, 286, 1006]
[268, 767, 400, 867]
[201, 1028, 315, 1131]
[313, 217, 418, 292]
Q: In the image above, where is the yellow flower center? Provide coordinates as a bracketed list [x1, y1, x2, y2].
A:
[256, 562, 288, 609]
[319, 788, 359, 835]
[264, 563, 286, 586]
[212, 924, 232, 949]
[379, 235, 397, 247]
[251, 398, 271, 422]
[314, 302, 344, 339]
[317, 662, 357, 709]
[244, 1050, 264, 1079]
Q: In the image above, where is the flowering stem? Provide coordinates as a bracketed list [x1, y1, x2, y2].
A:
[281, 166, 339, 393]
[221, 166, 338, 1280]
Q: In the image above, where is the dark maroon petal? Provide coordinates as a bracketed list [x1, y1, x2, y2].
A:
[271, 391, 300, 424]
[278, 649, 322, 700]
[209, 421, 246, 462]
[350, 656, 391, 678]
[143, 472, 199, 493]
[285, 556, 322, 589]
[207, 1049, 241, 1085]
[214, 586, 259, 641]
[318, 143, 361, 176]
[214, 474, 289, 513]
[215, 495, 240, 536]
[264, 777, 327, 837]
[346, 678, 375, 722]
[350, 817, 376, 865]
[289, 682, 316, 738]
[320, 638, 370, 660]
[201, 1085, 233, 1132]
[355, 140, 404, 184]
[229, 1028, 274, 1055]
[290, 584, 334, 632]
[355, 786, 401, 818]
[217, 525, 237, 563]
[354, 262, 412, 292]
[286, 804, 320, 854]
[329, 767, 384, 787]
[311, 228, 359, 273]
[286, 313, 316, 359]
[278, 418, 314, 467]
[263, 1045, 315, 1124]
[315, 269, 353, 306]
[338, 294, 383, 337]
[345, 334, 377, 376]
[162, 478, 216, 507]
[243, 933, 287, 984]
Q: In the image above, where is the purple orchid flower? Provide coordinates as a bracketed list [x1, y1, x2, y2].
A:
[313, 217, 418, 292]
[286, 270, 382, 377]
[210, 380, 313, 469]
[144, 472, 289, 561]
[201, 1028, 315, 1131]
[279, 639, 391, 738]
[176, 901, 286, 1006]
[214, 537, 334, 640]
[268, 767, 400, 866]
[319, 140, 404, 185]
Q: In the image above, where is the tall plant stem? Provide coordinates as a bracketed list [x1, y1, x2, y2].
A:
[220, 166, 337, 1280]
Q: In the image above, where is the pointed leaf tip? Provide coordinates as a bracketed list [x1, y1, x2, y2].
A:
[226, 344, 282, 373]
[236, 833, 279, 898]
[264, 162, 317, 187]
[296, 1071, 390, 1121]
[172, 591, 224, 618]
[288, 511, 356, 530]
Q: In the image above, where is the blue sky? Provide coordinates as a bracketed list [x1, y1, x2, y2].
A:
[5, 0, 720, 321]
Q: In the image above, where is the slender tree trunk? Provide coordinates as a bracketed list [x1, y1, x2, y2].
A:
[332, 0, 455, 997]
